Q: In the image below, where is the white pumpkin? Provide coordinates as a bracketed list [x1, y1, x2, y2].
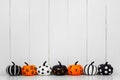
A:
[37, 61, 52, 75]
[84, 61, 97, 75]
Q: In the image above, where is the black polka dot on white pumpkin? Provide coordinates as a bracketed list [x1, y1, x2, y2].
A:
[42, 68, 44, 71]
[38, 70, 40, 73]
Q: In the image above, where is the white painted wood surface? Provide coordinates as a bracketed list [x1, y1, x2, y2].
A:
[0, 0, 120, 75]
[0, 75, 120, 80]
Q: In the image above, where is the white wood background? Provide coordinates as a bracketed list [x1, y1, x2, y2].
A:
[0, 0, 120, 75]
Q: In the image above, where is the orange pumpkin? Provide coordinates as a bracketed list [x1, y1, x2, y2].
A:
[68, 61, 83, 75]
[21, 62, 37, 76]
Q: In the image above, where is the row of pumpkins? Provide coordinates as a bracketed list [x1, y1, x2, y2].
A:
[6, 61, 113, 76]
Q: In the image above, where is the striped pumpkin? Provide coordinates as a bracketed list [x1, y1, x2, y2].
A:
[84, 61, 97, 75]
[6, 62, 21, 76]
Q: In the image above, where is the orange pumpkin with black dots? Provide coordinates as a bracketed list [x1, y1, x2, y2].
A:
[21, 62, 37, 76]
[68, 61, 83, 75]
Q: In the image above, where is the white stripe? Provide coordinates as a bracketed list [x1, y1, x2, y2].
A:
[17, 67, 20, 75]
[89, 65, 92, 75]
[85, 65, 88, 75]
[95, 66, 97, 74]
[9, 66, 12, 75]
[92, 66, 96, 75]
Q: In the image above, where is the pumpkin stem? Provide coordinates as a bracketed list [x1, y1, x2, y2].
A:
[90, 61, 94, 65]
[105, 62, 108, 65]
[58, 61, 62, 66]
[24, 62, 28, 65]
[75, 61, 78, 65]
[43, 61, 47, 66]
[12, 61, 15, 65]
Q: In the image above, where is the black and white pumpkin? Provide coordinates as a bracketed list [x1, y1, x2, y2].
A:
[52, 61, 68, 75]
[37, 61, 52, 75]
[6, 61, 21, 76]
[84, 61, 97, 75]
[98, 62, 113, 75]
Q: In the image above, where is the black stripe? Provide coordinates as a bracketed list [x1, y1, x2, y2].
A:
[16, 66, 19, 75]
[87, 64, 91, 75]
[84, 65, 87, 74]
[91, 65, 94, 75]
[11, 65, 14, 76]
[17, 66, 21, 75]
[8, 66, 12, 76]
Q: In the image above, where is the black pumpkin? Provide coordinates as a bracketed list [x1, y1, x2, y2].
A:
[98, 62, 113, 75]
[6, 61, 21, 76]
[52, 61, 68, 75]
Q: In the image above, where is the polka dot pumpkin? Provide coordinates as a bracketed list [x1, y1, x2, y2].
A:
[98, 62, 113, 75]
[37, 61, 52, 75]
[21, 62, 37, 76]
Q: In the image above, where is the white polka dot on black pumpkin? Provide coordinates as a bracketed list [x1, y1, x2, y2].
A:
[104, 71, 108, 74]
[98, 66, 101, 68]
[100, 69, 102, 72]
[105, 66, 108, 69]
[109, 69, 111, 71]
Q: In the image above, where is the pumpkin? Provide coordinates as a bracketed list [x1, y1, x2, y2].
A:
[98, 62, 113, 75]
[21, 62, 37, 76]
[68, 61, 83, 75]
[52, 61, 68, 75]
[37, 61, 52, 75]
[6, 61, 21, 76]
[84, 61, 97, 75]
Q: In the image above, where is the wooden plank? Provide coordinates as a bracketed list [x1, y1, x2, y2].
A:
[68, 0, 86, 66]
[87, 0, 105, 65]
[11, 0, 29, 65]
[107, 0, 120, 75]
[0, 0, 9, 75]
[30, 0, 49, 66]
[50, 0, 69, 66]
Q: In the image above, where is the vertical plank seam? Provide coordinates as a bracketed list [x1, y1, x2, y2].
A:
[86, 0, 88, 63]
[67, 0, 69, 65]
[28, 0, 31, 64]
[48, 0, 50, 64]
[105, 0, 108, 62]
[9, 0, 12, 62]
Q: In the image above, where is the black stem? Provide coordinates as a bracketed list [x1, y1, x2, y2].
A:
[90, 61, 94, 65]
[24, 62, 28, 65]
[75, 61, 78, 65]
[43, 61, 47, 66]
[105, 61, 108, 65]
[12, 61, 15, 65]
[58, 61, 62, 66]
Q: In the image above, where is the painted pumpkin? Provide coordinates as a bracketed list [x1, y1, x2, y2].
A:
[21, 62, 37, 76]
[68, 61, 83, 75]
[6, 61, 21, 76]
[37, 61, 52, 75]
[98, 62, 113, 75]
[52, 61, 68, 75]
[84, 61, 97, 75]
